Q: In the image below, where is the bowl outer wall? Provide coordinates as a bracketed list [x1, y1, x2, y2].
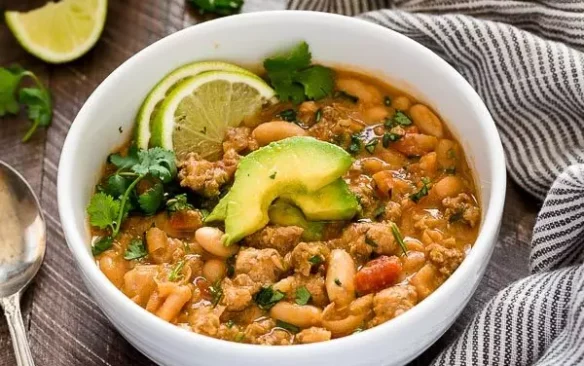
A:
[57, 11, 506, 366]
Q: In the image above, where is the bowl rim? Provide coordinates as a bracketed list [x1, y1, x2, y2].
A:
[57, 10, 506, 360]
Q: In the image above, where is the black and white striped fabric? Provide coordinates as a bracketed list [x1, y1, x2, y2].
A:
[287, 1, 584, 365]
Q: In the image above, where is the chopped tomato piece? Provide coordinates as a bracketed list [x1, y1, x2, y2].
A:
[355, 256, 403, 294]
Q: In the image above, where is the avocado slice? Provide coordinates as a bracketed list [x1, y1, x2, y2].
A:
[281, 179, 358, 221]
[206, 137, 355, 244]
[268, 200, 324, 241]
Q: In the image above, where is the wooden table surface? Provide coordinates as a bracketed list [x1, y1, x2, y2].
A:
[0, 1, 540, 365]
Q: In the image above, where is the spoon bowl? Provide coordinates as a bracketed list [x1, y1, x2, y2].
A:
[0, 160, 46, 366]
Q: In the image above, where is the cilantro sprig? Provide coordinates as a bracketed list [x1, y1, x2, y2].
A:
[410, 177, 431, 203]
[295, 286, 311, 305]
[0, 65, 52, 142]
[264, 42, 334, 104]
[124, 239, 147, 260]
[254, 286, 285, 310]
[166, 193, 194, 213]
[187, 0, 244, 15]
[87, 147, 177, 256]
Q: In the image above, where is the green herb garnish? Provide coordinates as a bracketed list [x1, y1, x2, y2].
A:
[187, 0, 244, 15]
[226, 255, 236, 277]
[166, 193, 194, 213]
[87, 147, 177, 255]
[276, 320, 300, 334]
[234, 332, 245, 342]
[373, 205, 385, 219]
[348, 134, 361, 155]
[209, 280, 223, 307]
[409, 177, 431, 203]
[138, 182, 164, 215]
[0, 65, 52, 142]
[168, 260, 185, 282]
[124, 239, 147, 260]
[365, 236, 378, 248]
[254, 286, 285, 310]
[315, 108, 322, 122]
[103, 174, 130, 198]
[390, 223, 408, 256]
[393, 111, 412, 126]
[269, 172, 277, 179]
[277, 109, 297, 122]
[264, 42, 334, 104]
[449, 211, 464, 223]
[295, 286, 312, 305]
[364, 139, 378, 154]
[382, 132, 401, 147]
[226, 320, 235, 328]
[334, 278, 342, 286]
[91, 236, 114, 256]
[308, 255, 323, 265]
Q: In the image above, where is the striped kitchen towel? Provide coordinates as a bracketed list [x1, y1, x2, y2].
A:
[288, 1, 584, 365]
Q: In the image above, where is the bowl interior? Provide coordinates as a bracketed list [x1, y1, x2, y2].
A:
[58, 11, 505, 366]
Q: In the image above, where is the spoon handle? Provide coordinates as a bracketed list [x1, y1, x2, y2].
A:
[1, 292, 35, 366]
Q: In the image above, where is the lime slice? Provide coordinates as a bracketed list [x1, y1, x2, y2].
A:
[135, 61, 258, 149]
[151, 71, 276, 160]
[5, 0, 107, 64]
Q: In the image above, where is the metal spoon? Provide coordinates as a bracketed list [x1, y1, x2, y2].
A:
[0, 161, 45, 366]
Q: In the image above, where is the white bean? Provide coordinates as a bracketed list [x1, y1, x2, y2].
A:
[202, 259, 226, 283]
[195, 227, 239, 258]
[325, 249, 356, 308]
[270, 302, 322, 328]
[252, 121, 307, 146]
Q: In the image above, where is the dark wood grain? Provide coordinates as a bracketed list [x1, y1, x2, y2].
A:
[0, 1, 539, 365]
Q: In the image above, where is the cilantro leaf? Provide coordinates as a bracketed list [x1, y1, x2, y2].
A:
[92, 236, 114, 256]
[124, 239, 147, 260]
[364, 138, 378, 154]
[254, 286, 285, 310]
[209, 280, 223, 307]
[348, 134, 362, 155]
[264, 42, 334, 103]
[109, 146, 139, 170]
[268, 70, 306, 104]
[168, 260, 185, 281]
[264, 41, 311, 71]
[132, 148, 177, 183]
[276, 109, 297, 122]
[275, 320, 300, 334]
[138, 182, 164, 215]
[393, 111, 412, 126]
[19, 86, 52, 142]
[166, 193, 194, 213]
[187, 0, 244, 16]
[87, 193, 120, 231]
[103, 174, 129, 198]
[0, 66, 26, 116]
[295, 286, 311, 305]
[295, 65, 334, 100]
[308, 255, 324, 265]
[410, 177, 431, 203]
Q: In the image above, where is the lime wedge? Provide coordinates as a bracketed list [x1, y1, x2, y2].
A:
[135, 61, 257, 149]
[151, 71, 276, 160]
[5, 0, 107, 64]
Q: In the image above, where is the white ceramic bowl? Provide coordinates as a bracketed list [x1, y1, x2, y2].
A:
[58, 11, 506, 366]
